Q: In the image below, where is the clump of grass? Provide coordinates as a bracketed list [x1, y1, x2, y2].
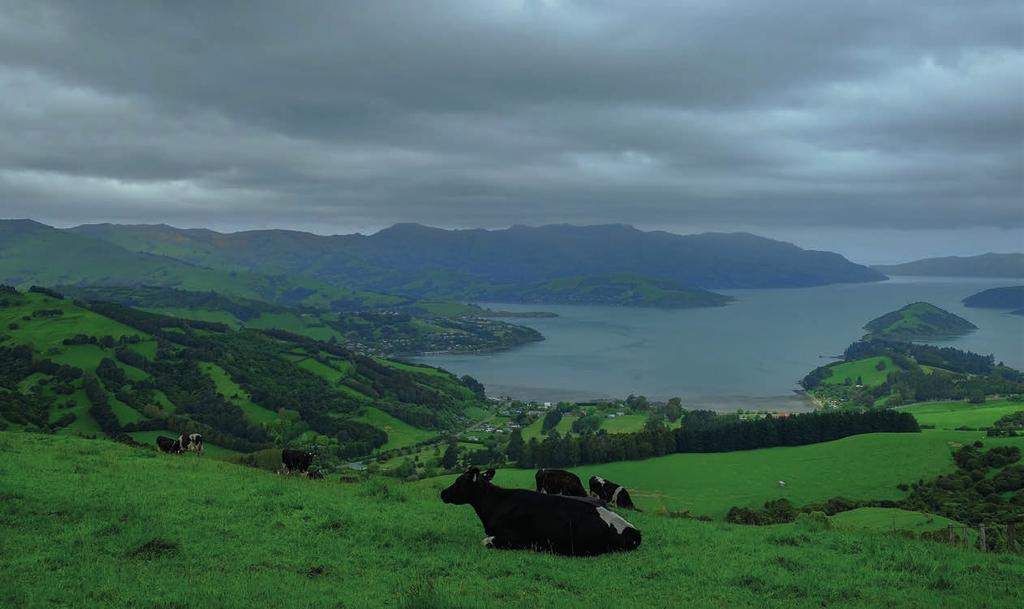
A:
[127, 537, 179, 559]
[357, 478, 408, 502]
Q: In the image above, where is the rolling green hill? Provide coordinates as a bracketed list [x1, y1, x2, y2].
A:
[874, 253, 1024, 278]
[460, 431, 1024, 518]
[863, 302, 976, 341]
[0, 287, 485, 459]
[902, 399, 1024, 430]
[3, 431, 1020, 609]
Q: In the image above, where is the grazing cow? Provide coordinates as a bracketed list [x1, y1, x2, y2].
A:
[179, 433, 204, 453]
[155, 435, 182, 454]
[535, 468, 587, 497]
[305, 470, 325, 480]
[441, 467, 641, 556]
[282, 448, 314, 474]
[589, 476, 640, 511]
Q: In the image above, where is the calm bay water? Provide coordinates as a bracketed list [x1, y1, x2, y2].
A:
[414, 277, 1024, 410]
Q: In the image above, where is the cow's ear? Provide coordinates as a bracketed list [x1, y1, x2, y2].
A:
[482, 468, 495, 482]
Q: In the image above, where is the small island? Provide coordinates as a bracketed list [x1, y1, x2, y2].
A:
[963, 286, 1024, 315]
[863, 302, 977, 341]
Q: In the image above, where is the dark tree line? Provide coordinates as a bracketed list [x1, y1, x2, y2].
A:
[515, 409, 919, 468]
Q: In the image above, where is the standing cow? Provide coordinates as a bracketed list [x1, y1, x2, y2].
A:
[589, 476, 640, 511]
[441, 467, 641, 556]
[179, 433, 203, 453]
[535, 469, 588, 497]
[155, 435, 183, 454]
[281, 448, 314, 474]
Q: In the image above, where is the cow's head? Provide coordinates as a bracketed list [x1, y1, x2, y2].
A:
[440, 467, 495, 505]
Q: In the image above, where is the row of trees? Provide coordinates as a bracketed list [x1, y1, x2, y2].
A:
[510, 409, 919, 469]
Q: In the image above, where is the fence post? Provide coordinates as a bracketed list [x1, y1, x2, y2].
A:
[1009, 523, 1017, 551]
[947, 523, 954, 544]
[979, 525, 986, 552]
[961, 524, 968, 547]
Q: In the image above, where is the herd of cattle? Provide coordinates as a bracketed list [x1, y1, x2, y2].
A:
[442, 467, 642, 556]
[154, 438, 639, 556]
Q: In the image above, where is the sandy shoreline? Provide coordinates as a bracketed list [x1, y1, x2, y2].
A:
[485, 383, 816, 412]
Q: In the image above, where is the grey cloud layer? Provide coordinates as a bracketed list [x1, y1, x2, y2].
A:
[0, 0, 1020, 231]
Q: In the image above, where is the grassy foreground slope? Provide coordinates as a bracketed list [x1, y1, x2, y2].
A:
[3, 432, 1021, 609]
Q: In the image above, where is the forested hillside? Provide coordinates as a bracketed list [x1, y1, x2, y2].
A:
[0, 287, 486, 459]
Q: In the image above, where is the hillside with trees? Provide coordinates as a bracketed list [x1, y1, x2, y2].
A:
[0, 286, 487, 461]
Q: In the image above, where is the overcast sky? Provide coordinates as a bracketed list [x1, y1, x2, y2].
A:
[0, 1, 1021, 263]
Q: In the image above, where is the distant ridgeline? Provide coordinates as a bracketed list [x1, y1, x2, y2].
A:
[873, 253, 1024, 278]
[0, 286, 485, 461]
[62, 220, 885, 298]
[802, 339, 1024, 409]
[863, 302, 977, 341]
[510, 408, 919, 469]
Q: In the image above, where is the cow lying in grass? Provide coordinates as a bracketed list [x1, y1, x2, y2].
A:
[441, 467, 641, 556]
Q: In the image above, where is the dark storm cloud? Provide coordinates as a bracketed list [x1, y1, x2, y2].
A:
[0, 0, 1021, 234]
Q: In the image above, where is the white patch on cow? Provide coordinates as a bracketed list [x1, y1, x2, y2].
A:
[610, 485, 624, 505]
[481, 536, 495, 548]
[594, 476, 605, 485]
[596, 507, 634, 535]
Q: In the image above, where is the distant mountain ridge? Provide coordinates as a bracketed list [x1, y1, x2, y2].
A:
[0, 219, 405, 311]
[873, 253, 1024, 278]
[68, 222, 884, 297]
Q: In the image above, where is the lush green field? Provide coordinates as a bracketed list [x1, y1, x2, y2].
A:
[474, 431, 1024, 518]
[903, 399, 1024, 430]
[830, 508, 958, 535]
[821, 356, 893, 387]
[199, 362, 279, 424]
[2, 432, 1020, 609]
[355, 407, 439, 451]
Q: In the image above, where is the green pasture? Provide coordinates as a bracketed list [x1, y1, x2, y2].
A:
[1, 432, 1020, 609]
[821, 357, 893, 387]
[903, 399, 1024, 430]
[355, 406, 439, 452]
[477, 431, 1024, 519]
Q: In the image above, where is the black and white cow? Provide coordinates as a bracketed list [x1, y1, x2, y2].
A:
[442, 467, 641, 556]
[282, 448, 314, 474]
[589, 476, 640, 511]
[155, 435, 182, 454]
[535, 468, 588, 497]
[179, 433, 203, 453]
